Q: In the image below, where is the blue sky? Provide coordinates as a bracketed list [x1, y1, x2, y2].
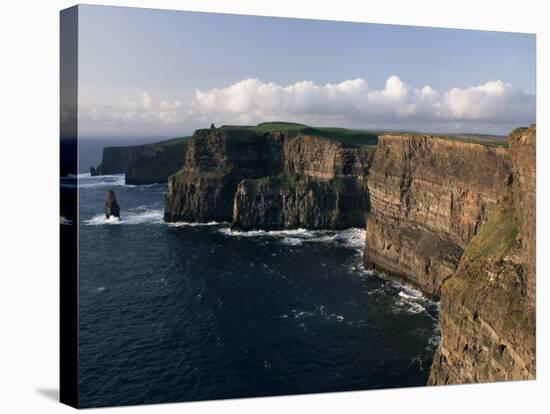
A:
[77, 5, 536, 136]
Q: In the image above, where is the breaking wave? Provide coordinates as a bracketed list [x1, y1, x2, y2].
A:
[218, 227, 366, 251]
[62, 173, 130, 189]
[167, 221, 226, 227]
[390, 284, 439, 318]
[84, 208, 163, 226]
[78, 173, 128, 189]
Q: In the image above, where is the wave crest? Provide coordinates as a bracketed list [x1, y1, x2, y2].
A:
[218, 227, 366, 250]
[84, 208, 163, 226]
[167, 221, 225, 227]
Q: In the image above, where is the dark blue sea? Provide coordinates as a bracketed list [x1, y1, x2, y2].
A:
[76, 173, 440, 408]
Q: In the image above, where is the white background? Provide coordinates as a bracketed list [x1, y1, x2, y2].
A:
[0, 0, 548, 412]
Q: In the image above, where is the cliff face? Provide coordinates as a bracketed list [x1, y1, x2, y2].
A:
[363, 134, 510, 295]
[283, 135, 371, 180]
[92, 146, 138, 175]
[232, 176, 370, 230]
[428, 125, 536, 384]
[125, 140, 188, 185]
[509, 127, 536, 303]
[231, 134, 372, 230]
[163, 128, 373, 228]
[92, 138, 188, 185]
[164, 129, 284, 223]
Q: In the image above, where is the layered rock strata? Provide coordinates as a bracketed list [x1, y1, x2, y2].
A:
[428, 125, 536, 384]
[232, 175, 369, 230]
[363, 134, 510, 296]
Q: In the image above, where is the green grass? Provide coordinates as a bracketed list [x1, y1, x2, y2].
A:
[435, 135, 508, 148]
[463, 207, 518, 261]
[217, 121, 509, 148]
[148, 136, 190, 149]
[249, 122, 309, 132]
[108, 136, 190, 151]
[510, 127, 529, 138]
[219, 122, 379, 148]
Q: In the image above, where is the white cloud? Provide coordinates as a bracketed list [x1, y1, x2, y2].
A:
[79, 92, 187, 128]
[78, 77, 534, 135]
[193, 76, 535, 126]
[441, 80, 533, 121]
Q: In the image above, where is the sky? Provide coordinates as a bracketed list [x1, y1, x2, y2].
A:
[77, 5, 536, 137]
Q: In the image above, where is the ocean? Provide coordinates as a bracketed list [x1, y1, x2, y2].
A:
[76, 173, 440, 407]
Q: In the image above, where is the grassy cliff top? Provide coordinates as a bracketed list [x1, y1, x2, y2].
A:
[119, 122, 511, 151]
[216, 122, 379, 148]
[216, 122, 511, 148]
[381, 131, 508, 148]
[437, 134, 508, 148]
[104, 136, 190, 151]
[135, 136, 190, 150]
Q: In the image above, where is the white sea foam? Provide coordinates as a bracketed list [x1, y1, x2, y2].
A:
[392, 297, 426, 315]
[77, 173, 129, 189]
[331, 228, 366, 249]
[84, 208, 163, 226]
[220, 227, 320, 238]
[398, 286, 425, 301]
[85, 215, 122, 225]
[167, 220, 225, 227]
[219, 226, 366, 251]
[403, 301, 426, 314]
[390, 283, 440, 317]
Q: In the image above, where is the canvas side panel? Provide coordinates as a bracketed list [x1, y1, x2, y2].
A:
[60, 5, 79, 408]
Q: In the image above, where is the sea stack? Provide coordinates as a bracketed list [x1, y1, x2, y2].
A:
[105, 190, 121, 220]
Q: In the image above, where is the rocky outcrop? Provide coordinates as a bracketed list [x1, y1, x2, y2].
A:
[363, 134, 510, 296]
[428, 125, 536, 384]
[91, 138, 188, 185]
[163, 128, 373, 228]
[230, 134, 372, 230]
[232, 175, 370, 230]
[105, 190, 120, 219]
[164, 129, 285, 223]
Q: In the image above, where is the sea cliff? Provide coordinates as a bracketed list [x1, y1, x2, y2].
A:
[91, 137, 188, 185]
[163, 128, 373, 228]
[428, 125, 536, 384]
[363, 134, 510, 296]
